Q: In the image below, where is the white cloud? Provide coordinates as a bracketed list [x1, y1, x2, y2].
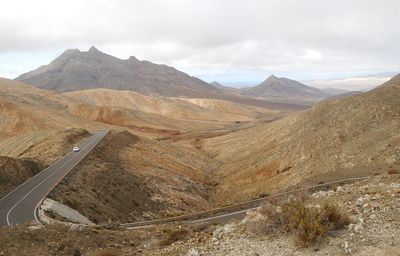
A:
[307, 77, 392, 91]
[0, 0, 399, 87]
[302, 50, 323, 61]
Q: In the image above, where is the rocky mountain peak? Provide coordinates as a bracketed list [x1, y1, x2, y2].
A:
[267, 74, 278, 80]
[15, 47, 218, 96]
[88, 46, 100, 53]
[242, 75, 328, 103]
[58, 48, 81, 59]
[127, 56, 140, 63]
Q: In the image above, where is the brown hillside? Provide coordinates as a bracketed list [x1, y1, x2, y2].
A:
[0, 78, 104, 139]
[204, 75, 400, 204]
[0, 156, 41, 198]
[0, 128, 90, 167]
[64, 89, 273, 122]
[0, 78, 250, 139]
[49, 131, 217, 224]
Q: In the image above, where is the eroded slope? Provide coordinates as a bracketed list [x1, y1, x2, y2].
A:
[49, 131, 217, 224]
[205, 75, 400, 204]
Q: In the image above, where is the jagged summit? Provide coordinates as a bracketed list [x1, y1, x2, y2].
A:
[88, 46, 99, 52]
[128, 56, 139, 62]
[63, 48, 81, 54]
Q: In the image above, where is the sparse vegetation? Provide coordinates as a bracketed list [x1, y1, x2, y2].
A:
[265, 195, 350, 246]
[159, 227, 190, 246]
[320, 200, 351, 229]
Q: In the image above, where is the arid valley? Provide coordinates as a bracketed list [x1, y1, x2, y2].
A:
[0, 1, 399, 255]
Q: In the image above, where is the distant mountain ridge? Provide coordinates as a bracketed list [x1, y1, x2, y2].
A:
[204, 73, 400, 203]
[241, 75, 330, 103]
[15, 48, 311, 110]
[16, 46, 219, 97]
[210, 81, 240, 93]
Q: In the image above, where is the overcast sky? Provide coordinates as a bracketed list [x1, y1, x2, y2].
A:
[0, 0, 399, 89]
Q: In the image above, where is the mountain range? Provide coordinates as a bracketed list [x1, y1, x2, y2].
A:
[16, 47, 341, 106]
[16, 46, 218, 98]
[1, 47, 399, 253]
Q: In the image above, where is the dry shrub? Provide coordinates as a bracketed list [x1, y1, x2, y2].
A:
[258, 202, 282, 226]
[388, 169, 399, 175]
[159, 228, 190, 246]
[191, 223, 216, 233]
[280, 196, 325, 245]
[266, 195, 350, 246]
[320, 201, 351, 229]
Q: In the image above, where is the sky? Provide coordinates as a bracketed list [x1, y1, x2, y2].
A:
[0, 0, 399, 90]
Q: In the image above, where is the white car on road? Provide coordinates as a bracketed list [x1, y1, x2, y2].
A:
[72, 146, 80, 152]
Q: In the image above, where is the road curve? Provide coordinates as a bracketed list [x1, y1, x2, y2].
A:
[0, 130, 108, 227]
[123, 176, 369, 229]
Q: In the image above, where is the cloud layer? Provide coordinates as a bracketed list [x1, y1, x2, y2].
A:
[1, 0, 399, 87]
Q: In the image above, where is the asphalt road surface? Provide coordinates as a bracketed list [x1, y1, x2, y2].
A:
[122, 176, 368, 229]
[0, 130, 108, 227]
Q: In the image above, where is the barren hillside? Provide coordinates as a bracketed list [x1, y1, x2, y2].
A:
[49, 131, 217, 224]
[0, 78, 255, 139]
[16, 47, 219, 97]
[1, 174, 399, 256]
[64, 88, 273, 122]
[241, 75, 329, 104]
[0, 156, 41, 197]
[204, 75, 400, 204]
[0, 129, 90, 167]
[0, 78, 104, 139]
[0, 128, 91, 198]
[14, 47, 311, 110]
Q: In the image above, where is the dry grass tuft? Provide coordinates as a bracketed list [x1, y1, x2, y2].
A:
[320, 201, 351, 230]
[159, 228, 190, 246]
[388, 169, 399, 175]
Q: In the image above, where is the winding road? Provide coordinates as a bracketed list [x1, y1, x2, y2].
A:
[0, 128, 368, 229]
[121, 176, 368, 229]
[0, 130, 108, 227]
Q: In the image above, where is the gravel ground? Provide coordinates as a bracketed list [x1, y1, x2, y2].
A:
[144, 174, 400, 256]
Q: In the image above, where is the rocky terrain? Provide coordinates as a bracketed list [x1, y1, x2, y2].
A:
[48, 131, 217, 224]
[0, 174, 398, 255]
[14, 47, 310, 110]
[150, 174, 400, 256]
[1, 54, 399, 255]
[204, 74, 400, 204]
[16, 46, 219, 97]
